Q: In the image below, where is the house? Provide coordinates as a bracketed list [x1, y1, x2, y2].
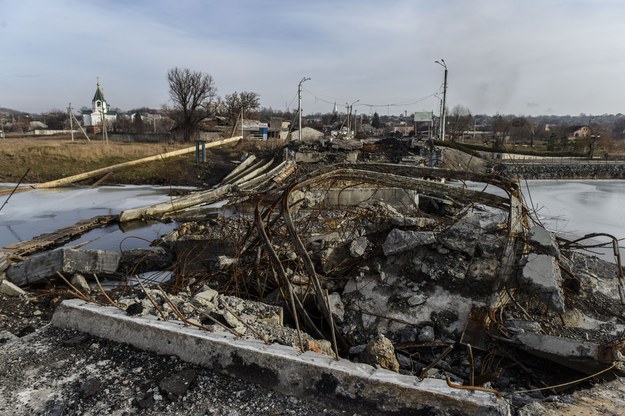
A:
[240, 119, 269, 139]
[82, 81, 117, 132]
[268, 117, 290, 140]
[291, 126, 324, 141]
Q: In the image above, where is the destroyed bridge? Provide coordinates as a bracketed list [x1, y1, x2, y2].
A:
[1, 137, 625, 415]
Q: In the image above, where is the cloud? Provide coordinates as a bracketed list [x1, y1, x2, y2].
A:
[2, 0, 625, 116]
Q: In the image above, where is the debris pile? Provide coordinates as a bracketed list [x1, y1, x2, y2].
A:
[1, 141, 624, 413]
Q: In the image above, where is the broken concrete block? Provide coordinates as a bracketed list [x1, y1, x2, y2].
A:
[437, 213, 482, 257]
[193, 288, 218, 307]
[418, 326, 435, 342]
[519, 253, 565, 313]
[118, 247, 174, 275]
[349, 236, 369, 258]
[474, 207, 508, 232]
[0, 279, 27, 296]
[305, 339, 336, 357]
[6, 248, 120, 286]
[52, 300, 510, 415]
[512, 332, 624, 374]
[528, 225, 560, 258]
[361, 335, 400, 372]
[71, 274, 91, 294]
[407, 293, 427, 306]
[328, 292, 345, 322]
[382, 229, 435, 256]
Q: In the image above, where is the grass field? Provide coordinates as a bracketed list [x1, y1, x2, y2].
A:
[0, 136, 242, 186]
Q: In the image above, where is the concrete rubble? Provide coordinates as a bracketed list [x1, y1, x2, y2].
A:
[5, 248, 120, 286]
[2, 138, 625, 414]
[51, 299, 510, 415]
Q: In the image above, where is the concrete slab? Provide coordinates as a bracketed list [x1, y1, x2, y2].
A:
[52, 299, 510, 415]
[0, 279, 27, 296]
[528, 225, 560, 258]
[6, 249, 120, 286]
[520, 253, 565, 313]
[437, 213, 482, 257]
[512, 332, 622, 374]
[382, 229, 435, 256]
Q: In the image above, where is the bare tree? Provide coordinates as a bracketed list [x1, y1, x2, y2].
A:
[509, 117, 535, 146]
[223, 91, 261, 126]
[167, 67, 217, 142]
[447, 105, 472, 142]
[490, 114, 511, 150]
[612, 116, 625, 140]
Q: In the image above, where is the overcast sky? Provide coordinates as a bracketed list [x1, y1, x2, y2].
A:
[1, 0, 624, 116]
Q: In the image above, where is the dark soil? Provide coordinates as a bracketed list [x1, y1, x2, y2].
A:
[0, 292, 361, 415]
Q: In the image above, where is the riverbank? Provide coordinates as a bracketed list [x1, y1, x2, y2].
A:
[0, 137, 242, 187]
[500, 160, 625, 179]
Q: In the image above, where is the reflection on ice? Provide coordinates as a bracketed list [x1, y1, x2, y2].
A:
[0, 185, 183, 250]
[521, 180, 625, 239]
[459, 179, 624, 262]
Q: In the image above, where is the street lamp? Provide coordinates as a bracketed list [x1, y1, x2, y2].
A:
[298, 77, 311, 141]
[435, 59, 448, 141]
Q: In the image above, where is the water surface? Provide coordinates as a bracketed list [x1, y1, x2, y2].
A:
[0, 185, 179, 251]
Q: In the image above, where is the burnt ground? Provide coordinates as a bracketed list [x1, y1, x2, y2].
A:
[0, 294, 361, 416]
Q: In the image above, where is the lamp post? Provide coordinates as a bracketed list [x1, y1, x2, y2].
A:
[298, 77, 311, 141]
[435, 59, 448, 141]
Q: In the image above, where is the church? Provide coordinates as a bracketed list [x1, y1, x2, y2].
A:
[82, 81, 117, 131]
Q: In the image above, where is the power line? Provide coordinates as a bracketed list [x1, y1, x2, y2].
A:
[302, 88, 438, 111]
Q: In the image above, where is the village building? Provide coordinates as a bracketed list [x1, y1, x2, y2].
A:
[82, 81, 117, 132]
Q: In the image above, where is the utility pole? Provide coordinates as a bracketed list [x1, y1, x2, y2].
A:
[435, 59, 448, 141]
[297, 77, 310, 141]
[345, 103, 350, 136]
[347, 99, 359, 138]
[68, 103, 74, 142]
[101, 108, 108, 144]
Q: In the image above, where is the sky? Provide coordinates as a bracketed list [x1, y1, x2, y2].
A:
[1, 0, 625, 117]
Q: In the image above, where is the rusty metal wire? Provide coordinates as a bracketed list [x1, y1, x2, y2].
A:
[560, 232, 625, 304]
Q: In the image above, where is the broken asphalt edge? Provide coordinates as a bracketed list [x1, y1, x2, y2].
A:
[52, 299, 510, 415]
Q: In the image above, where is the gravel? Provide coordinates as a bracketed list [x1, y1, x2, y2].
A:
[0, 294, 365, 416]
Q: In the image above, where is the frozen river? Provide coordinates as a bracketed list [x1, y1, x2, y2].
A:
[0, 185, 179, 251]
[0, 180, 623, 260]
[522, 180, 625, 241]
[521, 180, 625, 261]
